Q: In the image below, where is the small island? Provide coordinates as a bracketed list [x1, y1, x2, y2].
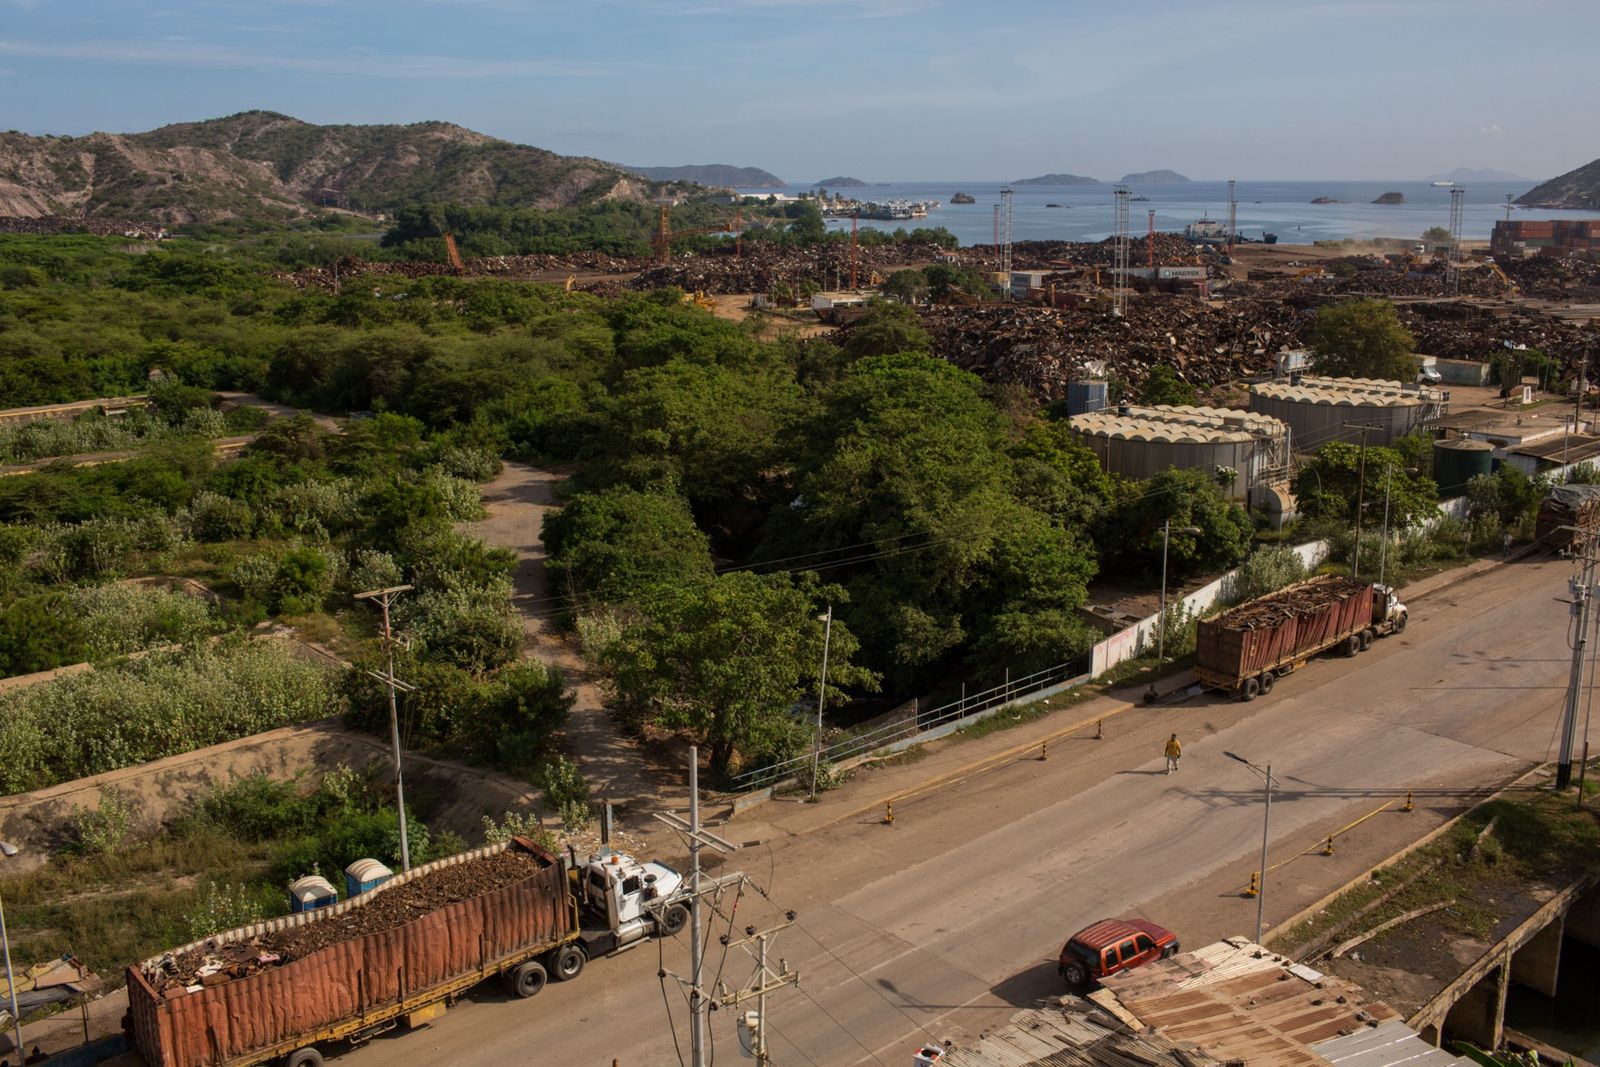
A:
[815, 176, 870, 187]
[1013, 173, 1100, 186]
[1119, 169, 1189, 184]
[950, 191, 976, 204]
[1310, 197, 1346, 204]
[1372, 191, 1406, 205]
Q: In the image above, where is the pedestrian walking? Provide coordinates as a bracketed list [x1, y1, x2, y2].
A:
[1164, 734, 1182, 774]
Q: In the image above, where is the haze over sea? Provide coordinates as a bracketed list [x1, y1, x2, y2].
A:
[737, 180, 1587, 247]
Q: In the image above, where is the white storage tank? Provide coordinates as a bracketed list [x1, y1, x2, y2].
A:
[1249, 376, 1427, 449]
[1068, 403, 1288, 500]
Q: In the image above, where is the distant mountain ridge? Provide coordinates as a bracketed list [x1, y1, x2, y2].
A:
[1119, 170, 1188, 184]
[1425, 166, 1529, 183]
[815, 177, 880, 187]
[1515, 159, 1600, 210]
[0, 110, 668, 224]
[1013, 173, 1099, 186]
[629, 164, 784, 188]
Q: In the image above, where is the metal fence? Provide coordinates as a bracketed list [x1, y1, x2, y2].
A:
[730, 659, 1085, 791]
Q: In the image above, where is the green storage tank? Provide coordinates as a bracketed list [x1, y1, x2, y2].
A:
[1433, 438, 1494, 497]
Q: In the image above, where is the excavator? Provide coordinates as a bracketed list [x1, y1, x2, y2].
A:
[1290, 266, 1327, 282]
[681, 290, 717, 311]
[1485, 259, 1521, 295]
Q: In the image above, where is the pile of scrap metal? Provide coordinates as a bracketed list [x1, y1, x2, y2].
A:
[902, 296, 1309, 401]
[1397, 301, 1600, 366]
[0, 955, 102, 1025]
[627, 238, 954, 295]
[1502, 254, 1600, 302]
[269, 250, 646, 291]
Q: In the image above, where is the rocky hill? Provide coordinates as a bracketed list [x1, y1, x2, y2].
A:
[1013, 173, 1099, 186]
[0, 111, 666, 224]
[1119, 169, 1188, 183]
[1516, 158, 1600, 210]
[629, 164, 784, 188]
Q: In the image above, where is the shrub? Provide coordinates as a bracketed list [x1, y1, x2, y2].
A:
[1229, 544, 1309, 603]
[482, 810, 548, 845]
[183, 882, 270, 941]
[347, 548, 404, 593]
[188, 491, 256, 542]
[436, 445, 502, 482]
[274, 545, 332, 614]
[406, 583, 521, 671]
[66, 788, 137, 855]
[0, 641, 341, 795]
[70, 583, 220, 658]
[541, 756, 593, 830]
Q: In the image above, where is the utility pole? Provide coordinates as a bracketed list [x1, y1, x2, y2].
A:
[654, 747, 741, 1067]
[1345, 423, 1376, 579]
[809, 606, 833, 802]
[1378, 464, 1394, 587]
[717, 921, 801, 1067]
[355, 584, 416, 870]
[1112, 185, 1130, 319]
[1558, 542, 1597, 790]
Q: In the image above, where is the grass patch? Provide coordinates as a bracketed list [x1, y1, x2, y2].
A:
[1271, 787, 1600, 958]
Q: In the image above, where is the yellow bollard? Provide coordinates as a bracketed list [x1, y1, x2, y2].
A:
[1040, 739, 1048, 761]
[1402, 790, 1415, 812]
[1321, 835, 1335, 856]
[884, 800, 894, 826]
[1244, 871, 1259, 898]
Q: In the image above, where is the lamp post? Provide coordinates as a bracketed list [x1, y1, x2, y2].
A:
[1223, 753, 1277, 945]
[809, 606, 833, 802]
[1376, 465, 1418, 588]
[1157, 520, 1203, 663]
[0, 840, 23, 1062]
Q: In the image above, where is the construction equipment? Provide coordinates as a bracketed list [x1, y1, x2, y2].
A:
[564, 274, 576, 292]
[681, 290, 716, 311]
[653, 205, 742, 265]
[1485, 259, 1521, 295]
[443, 233, 464, 274]
[1290, 266, 1327, 282]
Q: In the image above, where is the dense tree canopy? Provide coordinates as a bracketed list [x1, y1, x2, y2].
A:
[1307, 299, 1417, 382]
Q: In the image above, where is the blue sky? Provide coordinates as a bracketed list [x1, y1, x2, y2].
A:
[1, 0, 1595, 182]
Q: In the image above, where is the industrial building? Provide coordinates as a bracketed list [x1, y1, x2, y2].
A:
[1068, 402, 1289, 502]
[1251, 375, 1438, 449]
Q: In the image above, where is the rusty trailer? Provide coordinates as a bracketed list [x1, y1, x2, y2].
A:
[127, 836, 577, 1067]
[1195, 576, 1401, 700]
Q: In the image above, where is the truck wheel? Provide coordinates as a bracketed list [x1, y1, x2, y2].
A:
[1343, 635, 1360, 657]
[286, 1049, 324, 1067]
[1062, 961, 1089, 989]
[660, 902, 690, 937]
[1240, 676, 1260, 701]
[506, 960, 547, 999]
[553, 944, 586, 981]
[1258, 670, 1275, 695]
[1359, 628, 1374, 651]
[1393, 612, 1407, 634]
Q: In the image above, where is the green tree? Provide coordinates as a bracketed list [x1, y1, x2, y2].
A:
[1420, 226, 1451, 246]
[880, 270, 927, 304]
[1137, 365, 1198, 407]
[604, 572, 877, 779]
[1097, 468, 1253, 581]
[1307, 299, 1416, 382]
[542, 487, 714, 608]
[840, 303, 931, 361]
[1293, 442, 1438, 529]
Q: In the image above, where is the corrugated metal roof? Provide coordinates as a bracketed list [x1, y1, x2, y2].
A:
[1099, 940, 1408, 1067]
[1312, 1019, 1474, 1067]
[936, 1001, 1226, 1067]
[1253, 379, 1424, 408]
[1069, 403, 1287, 445]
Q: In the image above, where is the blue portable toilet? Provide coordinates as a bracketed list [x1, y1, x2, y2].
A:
[344, 858, 393, 899]
[288, 875, 338, 914]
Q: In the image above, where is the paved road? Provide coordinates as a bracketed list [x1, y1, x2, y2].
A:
[337, 557, 1574, 1067]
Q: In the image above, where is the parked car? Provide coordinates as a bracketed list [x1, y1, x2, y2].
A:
[1058, 918, 1179, 988]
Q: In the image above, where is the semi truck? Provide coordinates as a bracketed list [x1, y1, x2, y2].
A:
[126, 837, 713, 1067]
[1194, 575, 1407, 700]
[1536, 484, 1600, 553]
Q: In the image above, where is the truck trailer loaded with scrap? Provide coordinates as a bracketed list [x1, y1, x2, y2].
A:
[127, 837, 708, 1067]
[1194, 575, 1407, 700]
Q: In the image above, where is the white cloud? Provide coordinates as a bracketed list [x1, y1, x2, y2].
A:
[1479, 123, 1505, 138]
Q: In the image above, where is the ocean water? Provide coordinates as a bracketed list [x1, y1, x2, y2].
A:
[735, 179, 1590, 247]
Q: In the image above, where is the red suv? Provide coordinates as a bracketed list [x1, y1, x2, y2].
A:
[1058, 918, 1179, 988]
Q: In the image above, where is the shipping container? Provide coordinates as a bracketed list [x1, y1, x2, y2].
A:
[128, 837, 575, 1067]
[1194, 576, 1405, 699]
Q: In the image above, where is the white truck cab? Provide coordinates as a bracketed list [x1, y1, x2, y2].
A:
[1372, 584, 1408, 632]
[577, 851, 689, 953]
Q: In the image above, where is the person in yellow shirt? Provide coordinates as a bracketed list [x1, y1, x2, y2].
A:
[1164, 734, 1182, 774]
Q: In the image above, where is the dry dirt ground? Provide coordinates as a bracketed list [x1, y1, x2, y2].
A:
[458, 462, 683, 821]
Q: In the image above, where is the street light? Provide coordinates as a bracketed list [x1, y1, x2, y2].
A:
[1376, 464, 1419, 587]
[0, 840, 24, 1063]
[1223, 753, 1278, 945]
[809, 606, 833, 803]
[1158, 520, 1203, 663]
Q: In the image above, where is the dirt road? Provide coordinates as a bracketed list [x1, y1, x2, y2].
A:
[335, 556, 1574, 1067]
[459, 462, 677, 819]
